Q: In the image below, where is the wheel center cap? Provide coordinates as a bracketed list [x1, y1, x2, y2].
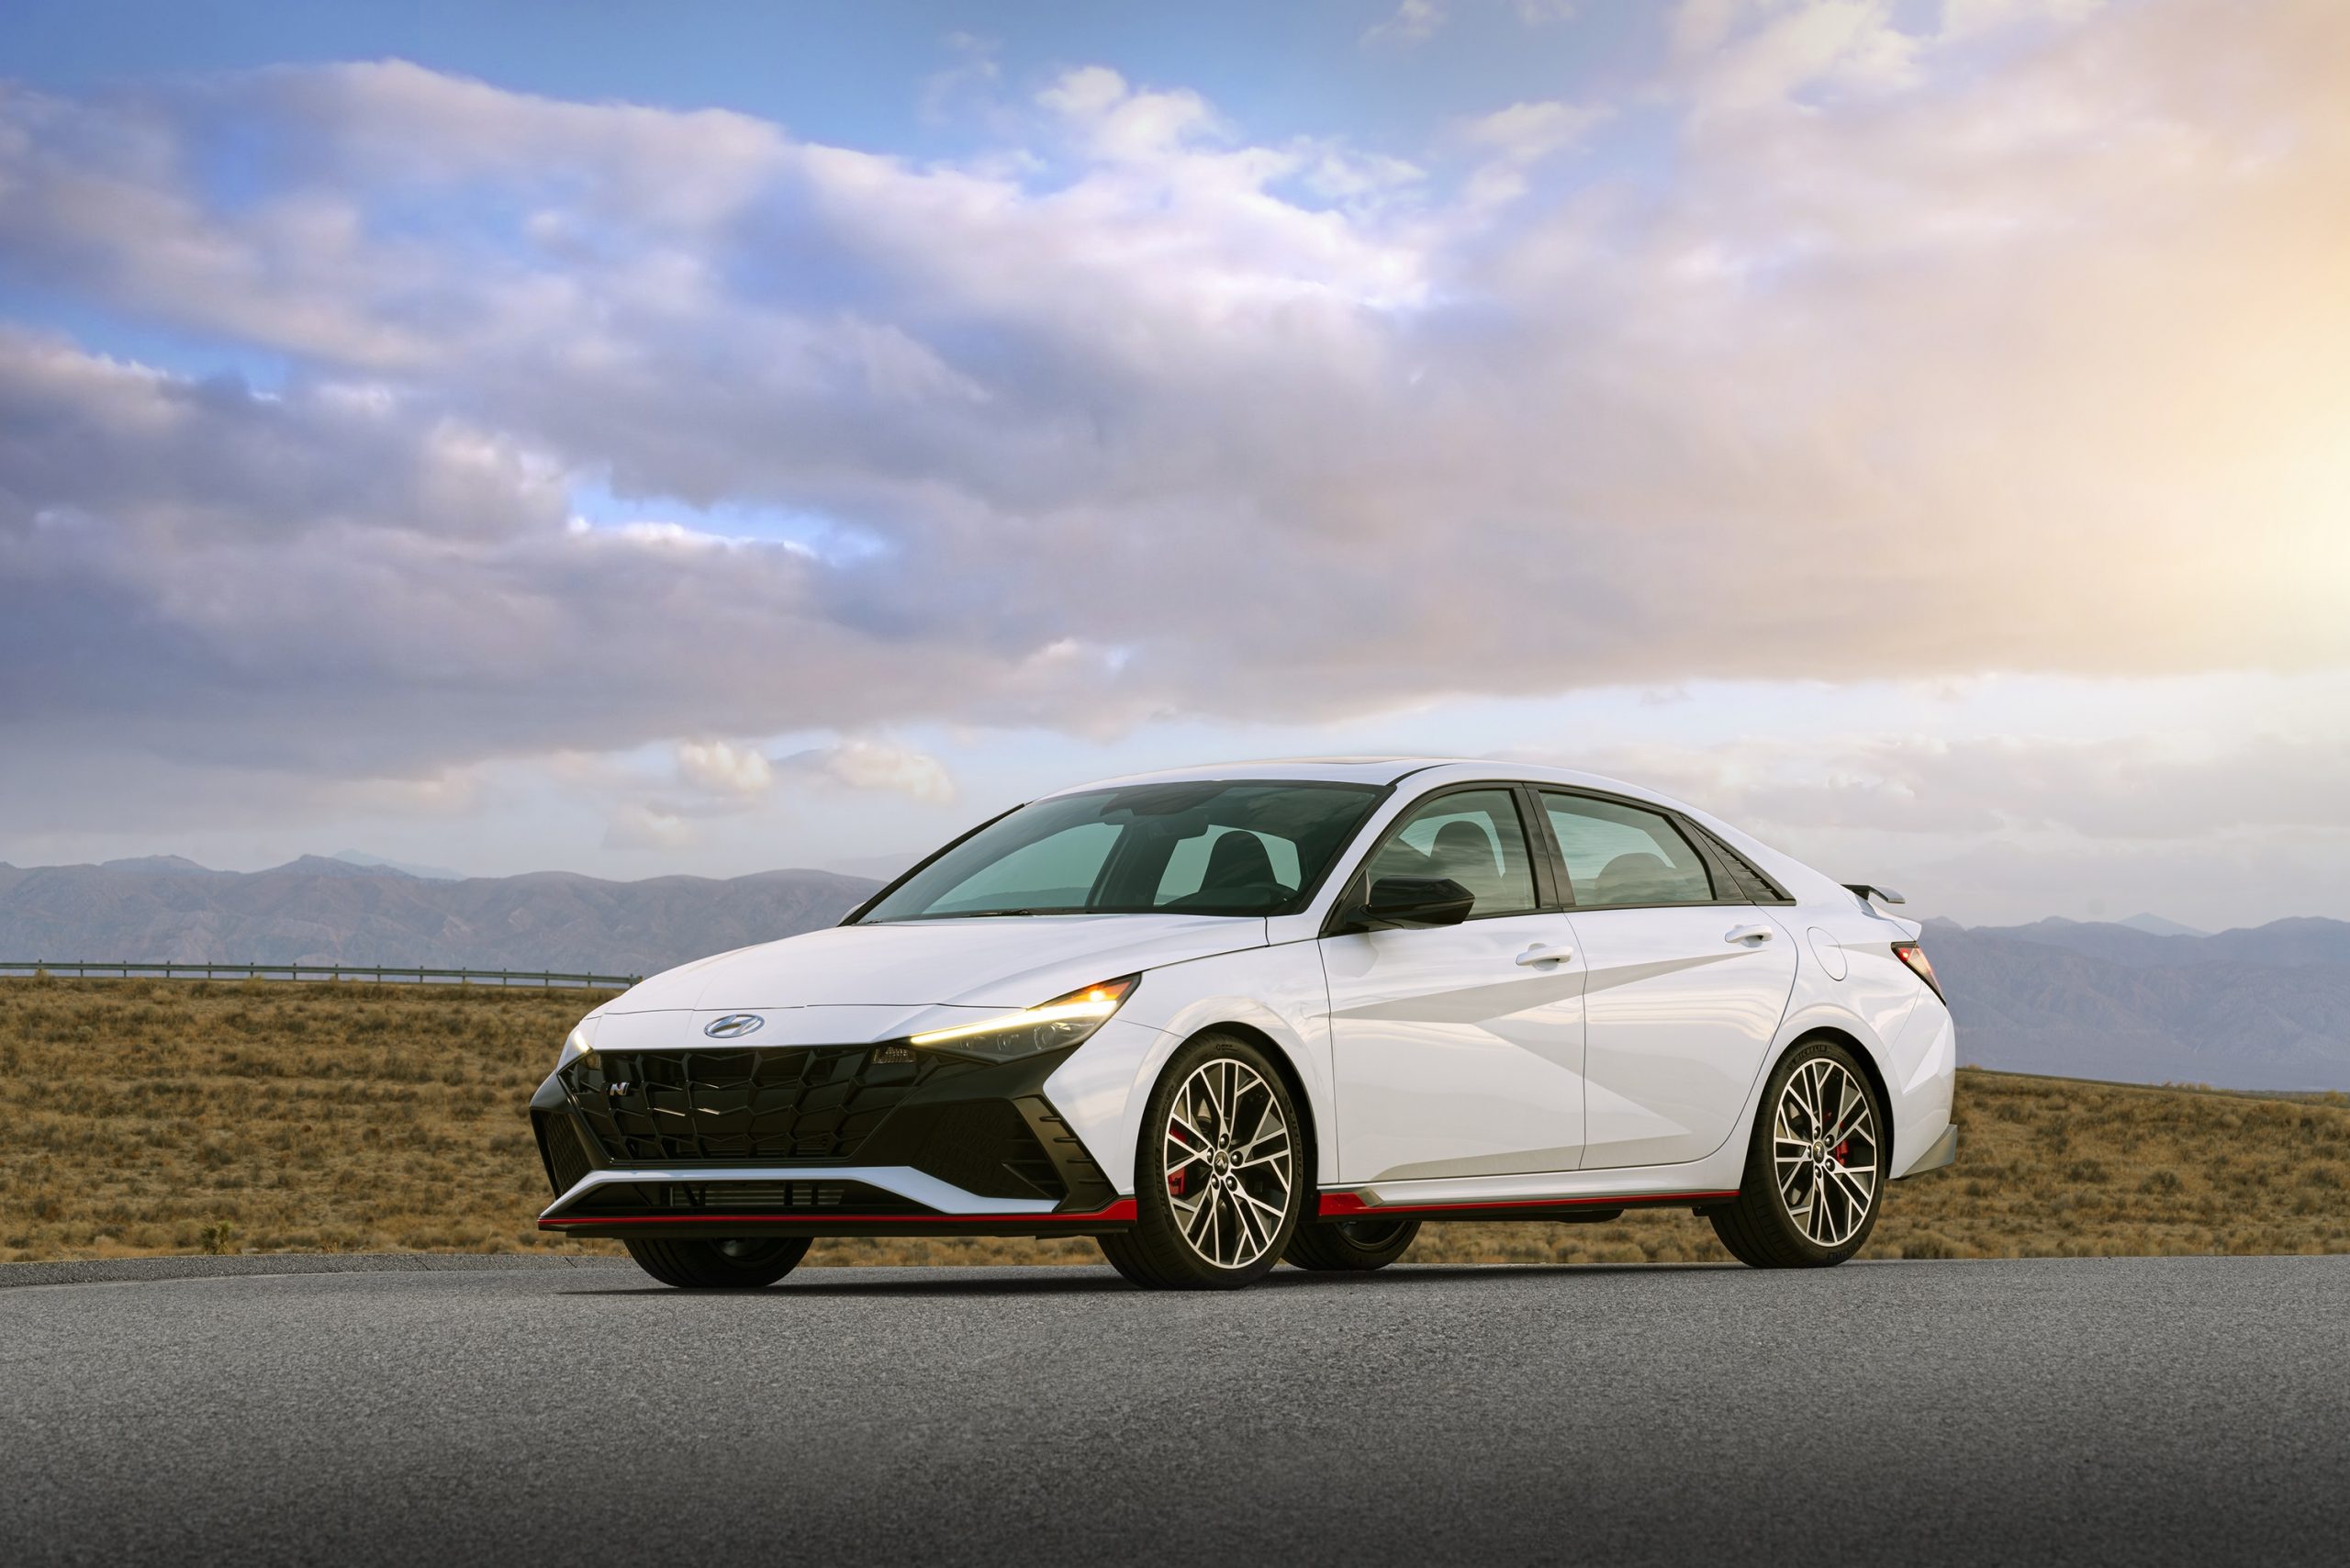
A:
[1213, 1150, 1230, 1173]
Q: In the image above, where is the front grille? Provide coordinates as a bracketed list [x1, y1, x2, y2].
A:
[565, 1180, 927, 1217]
[560, 1046, 972, 1163]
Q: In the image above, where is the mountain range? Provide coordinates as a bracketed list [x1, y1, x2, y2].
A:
[1, 855, 2344, 1090]
[0, 855, 879, 979]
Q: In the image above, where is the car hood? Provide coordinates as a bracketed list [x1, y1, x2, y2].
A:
[595, 913, 1269, 1016]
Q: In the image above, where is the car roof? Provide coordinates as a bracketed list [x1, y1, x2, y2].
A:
[1044, 756, 1684, 809]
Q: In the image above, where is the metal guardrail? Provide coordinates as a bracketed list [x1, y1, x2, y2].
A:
[0, 960, 640, 989]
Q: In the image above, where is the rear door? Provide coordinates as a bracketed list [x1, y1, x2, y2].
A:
[1320, 785, 1589, 1182]
[1538, 790, 1797, 1170]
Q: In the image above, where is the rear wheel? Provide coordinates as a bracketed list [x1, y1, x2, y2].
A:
[1710, 1038, 1886, 1269]
[1105, 1033, 1304, 1290]
[623, 1236, 811, 1289]
[1282, 1215, 1421, 1272]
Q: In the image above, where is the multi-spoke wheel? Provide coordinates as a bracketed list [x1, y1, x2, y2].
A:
[623, 1236, 811, 1289]
[1710, 1038, 1886, 1269]
[1099, 1032, 1304, 1289]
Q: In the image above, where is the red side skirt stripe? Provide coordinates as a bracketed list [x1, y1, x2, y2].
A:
[1318, 1190, 1738, 1218]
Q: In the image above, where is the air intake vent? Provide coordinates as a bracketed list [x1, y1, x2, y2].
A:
[534, 1110, 595, 1196]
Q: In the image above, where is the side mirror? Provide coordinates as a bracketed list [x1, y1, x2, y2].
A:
[1357, 875, 1476, 930]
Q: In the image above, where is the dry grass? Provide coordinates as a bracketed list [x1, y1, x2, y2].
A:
[4, 976, 2345, 1267]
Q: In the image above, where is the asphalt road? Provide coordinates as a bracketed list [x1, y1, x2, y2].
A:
[5, 1256, 2346, 1566]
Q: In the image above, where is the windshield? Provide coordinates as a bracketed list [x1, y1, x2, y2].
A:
[856, 780, 1386, 922]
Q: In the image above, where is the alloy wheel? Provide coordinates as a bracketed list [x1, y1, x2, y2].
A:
[1771, 1056, 1879, 1248]
[1163, 1056, 1293, 1270]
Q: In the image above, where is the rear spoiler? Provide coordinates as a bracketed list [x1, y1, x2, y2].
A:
[1842, 883, 1907, 905]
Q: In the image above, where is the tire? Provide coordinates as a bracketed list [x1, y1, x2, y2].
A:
[1282, 1215, 1421, 1272]
[1710, 1037, 1887, 1269]
[623, 1236, 811, 1289]
[1093, 1230, 1158, 1287]
[1115, 1032, 1306, 1290]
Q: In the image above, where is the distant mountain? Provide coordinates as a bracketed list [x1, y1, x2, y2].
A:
[2119, 913, 2205, 937]
[1923, 916, 2350, 1091]
[0, 857, 879, 976]
[1959, 915, 2350, 971]
[332, 849, 464, 881]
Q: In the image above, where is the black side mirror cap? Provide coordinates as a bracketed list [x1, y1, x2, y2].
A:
[1356, 875, 1476, 930]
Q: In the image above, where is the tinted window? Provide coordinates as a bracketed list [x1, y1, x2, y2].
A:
[1363, 788, 1539, 917]
[859, 781, 1383, 921]
[1541, 792, 1716, 907]
[1694, 824, 1790, 903]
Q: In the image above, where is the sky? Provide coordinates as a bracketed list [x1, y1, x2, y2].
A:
[0, 0, 2344, 930]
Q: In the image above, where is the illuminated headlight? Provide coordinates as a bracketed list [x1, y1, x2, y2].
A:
[908, 976, 1139, 1063]
[556, 1023, 597, 1068]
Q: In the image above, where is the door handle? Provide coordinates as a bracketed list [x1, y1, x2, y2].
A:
[1515, 944, 1575, 967]
[1724, 924, 1775, 945]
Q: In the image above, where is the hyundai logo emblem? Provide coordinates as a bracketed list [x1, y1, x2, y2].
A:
[702, 1013, 766, 1038]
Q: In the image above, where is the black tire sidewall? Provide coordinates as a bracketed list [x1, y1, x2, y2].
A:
[1283, 1216, 1422, 1271]
[625, 1235, 811, 1288]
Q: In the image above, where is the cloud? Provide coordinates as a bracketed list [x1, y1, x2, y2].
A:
[775, 739, 957, 805]
[1454, 99, 1610, 208]
[603, 801, 694, 851]
[1545, 733, 2350, 844]
[0, 4, 2345, 819]
[676, 740, 775, 796]
[1363, 1, 1449, 49]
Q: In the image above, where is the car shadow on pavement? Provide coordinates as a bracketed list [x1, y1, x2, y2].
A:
[558, 1260, 1745, 1298]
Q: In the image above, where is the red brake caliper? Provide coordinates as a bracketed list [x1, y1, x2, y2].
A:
[1834, 1139, 1850, 1165]
[1168, 1128, 1189, 1197]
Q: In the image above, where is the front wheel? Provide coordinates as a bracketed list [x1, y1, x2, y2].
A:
[1282, 1215, 1421, 1272]
[1105, 1032, 1305, 1290]
[1710, 1038, 1886, 1269]
[623, 1236, 811, 1289]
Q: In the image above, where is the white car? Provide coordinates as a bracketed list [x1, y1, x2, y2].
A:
[531, 759, 1956, 1290]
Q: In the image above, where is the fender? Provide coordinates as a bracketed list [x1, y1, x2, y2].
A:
[1043, 942, 1333, 1194]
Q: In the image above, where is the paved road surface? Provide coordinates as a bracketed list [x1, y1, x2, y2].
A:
[6, 1256, 2346, 1565]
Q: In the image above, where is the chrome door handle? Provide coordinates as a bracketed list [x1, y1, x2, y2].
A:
[1515, 944, 1575, 966]
[1724, 924, 1775, 945]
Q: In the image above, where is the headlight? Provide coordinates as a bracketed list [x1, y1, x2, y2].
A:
[908, 976, 1139, 1063]
[556, 1023, 597, 1068]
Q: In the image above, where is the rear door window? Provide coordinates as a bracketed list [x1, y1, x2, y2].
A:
[1540, 793, 1716, 907]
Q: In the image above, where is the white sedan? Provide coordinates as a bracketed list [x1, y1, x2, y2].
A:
[530, 758, 1956, 1290]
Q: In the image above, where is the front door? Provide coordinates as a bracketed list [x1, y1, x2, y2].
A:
[1538, 790, 1798, 1169]
[1322, 786, 1589, 1183]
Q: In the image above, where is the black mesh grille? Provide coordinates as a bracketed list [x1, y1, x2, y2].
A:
[901, 1100, 1067, 1202]
[565, 1180, 926, 1216]
[560, 1046, 973, 1163]
[535, 1110, 595, 1196]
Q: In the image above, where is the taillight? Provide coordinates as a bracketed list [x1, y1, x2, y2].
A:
[1891, 941, 1943, 1002]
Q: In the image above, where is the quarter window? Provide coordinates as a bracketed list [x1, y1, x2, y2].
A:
[1362, 789, 1539, 917]
[1540, 793, 1716, 907]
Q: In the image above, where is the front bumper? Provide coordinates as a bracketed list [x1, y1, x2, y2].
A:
[529, 1036, 1132, 1239]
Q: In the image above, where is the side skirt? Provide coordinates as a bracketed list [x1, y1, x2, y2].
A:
[1317, 1190, 1739, 1222]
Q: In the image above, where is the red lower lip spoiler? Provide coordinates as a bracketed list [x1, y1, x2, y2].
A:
[1319, 1191, 1737, 1218]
